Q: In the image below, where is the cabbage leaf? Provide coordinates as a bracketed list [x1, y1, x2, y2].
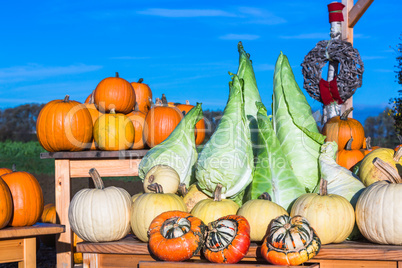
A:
[247, 102, 305, 211]
[196, 74, 254, 200]
[138, 103, 203, 187]
[272, 52, 325, 192]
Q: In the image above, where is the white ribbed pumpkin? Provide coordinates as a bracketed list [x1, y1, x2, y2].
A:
[356, 158, 402, 245]
[237, 193, 288, 242]
[68, 168, 131, 243]
[130, 183, 187, 242]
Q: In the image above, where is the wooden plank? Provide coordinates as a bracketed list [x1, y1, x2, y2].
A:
[0, 223, 64, 239]
[0, 238, 24, 263]
[99, 254, 156, 268]
[348, 0, 374, 28]
[70, 159, 141, 178]
[40, 150, 148, 159]
[138, 261, 319, 268]
[83, 253, 99, 268]
[19, 237, 36, 268]
[55, 159, 74, 268]
[310, 259, 396, 268]
[77, 235, 150, 254]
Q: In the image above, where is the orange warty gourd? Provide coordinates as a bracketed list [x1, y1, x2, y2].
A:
[131, 78, 152, 114]
[144, 95, 183, 148]
[336, 138, 365, 170]
[94, 72, 135, 114]
[127, 104, 147, 149]
[176, 100, 206, 145]
[36, 95, 93, 152]
[0, 177, 12, 229]
[322, 107, 365, 150]
[2, 171, 44, 227]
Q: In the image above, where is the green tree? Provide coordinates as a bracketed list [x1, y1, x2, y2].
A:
[364, 107, 397, 148]
[389, 34, 402, 135]
[0, 103, 45, 142]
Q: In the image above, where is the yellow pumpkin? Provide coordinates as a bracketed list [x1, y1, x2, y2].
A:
[93, 109, 135, 150]
[190, 184, 239, 224]
[181, 183, 211, 212]
[143, 165, 180, 194]
[290, 179, 355, 245]
[237, 193, 288, 242]
[359, 147, 402, 187]
[130, 183, 187, 242]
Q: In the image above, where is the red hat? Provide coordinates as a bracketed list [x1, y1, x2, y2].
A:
[328, 2, 345, 22]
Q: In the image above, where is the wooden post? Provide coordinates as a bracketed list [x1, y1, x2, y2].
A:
[341, 0, 375, 117]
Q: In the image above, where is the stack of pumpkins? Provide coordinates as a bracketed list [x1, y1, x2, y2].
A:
[0, 166, 44, 229]
[36, 73, 205, 152]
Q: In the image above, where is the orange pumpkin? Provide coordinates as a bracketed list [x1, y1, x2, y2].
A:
[337, 138, 365, 170]
[148, 210, 206, 262]
[41, 203, 57, 224]
[83, 93, 103, 150]
[176, 100, 206, 145]
[127, 104, 147, 150]
[361, 137, 380, 156]
[144, 95, 183, 148]
[84, 90, 95, 104]
[0, 177, 12, 229]
[94, 72, 135, 114]
[36, 95, 93, 152]
[322, 107, 365, 150]
[0, 167, 12, 177]
[131, 78, 152, 114]
[2, 171, 44, 227]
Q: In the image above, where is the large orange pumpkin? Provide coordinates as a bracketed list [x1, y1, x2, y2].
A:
[0, 177, 12, 229]
[144, 95, 183, 148]
[94, 72, 135, 114]
[127, 104, 147, 149]
[176, 100, 206, 145]
[83, 93, 103, 150]
[36, 95, 93, 152]
[131, 78, 152, 114]
[2, 171, 44, 227]
[322, 107, 365, 150]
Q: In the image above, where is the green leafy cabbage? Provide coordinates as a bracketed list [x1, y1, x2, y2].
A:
[272, 52, 325, 192]
[196, 74, 254, 200]
[138, 103, 203, 187]
[247, 102, 305, 211]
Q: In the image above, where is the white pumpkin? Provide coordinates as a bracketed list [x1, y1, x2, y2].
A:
[143, 165, 180, 194]
[356, 157, 402, 245]
[68, 168, 131, 243]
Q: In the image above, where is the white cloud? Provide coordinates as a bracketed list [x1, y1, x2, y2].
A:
[0, 64, 102, 81]
[137, 9, 236, 18]
[220, 34, 260, 40]
[280, 33, 329, 39]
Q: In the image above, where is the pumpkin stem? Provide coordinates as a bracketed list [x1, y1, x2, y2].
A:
[319, 179, 328, 196]
[258, 192, 272, 201]
[148, 175, 155, 184]
[345, 138, 353, 151]
[394, 147, 402, 162]
[154, 98, 162, 106]
[161, 94, 168, 106]
[88, 91, 95, 104]
[12, 164, 16, 172]
[147, 183, 164, 193]
[340, 107, 354, 120]
[134, 102, 140, 112]
[185, 100, 190, 105]
[213, 183, 223, 202]
[178, 183, 188, 196]
[63, 95, 70, 102]
[115, 72, 119, 78]
[366, 137, 372, 150]
[138, 78, 144, 83]
[372, 157, 402, 184]
[88, 168, 105, 190]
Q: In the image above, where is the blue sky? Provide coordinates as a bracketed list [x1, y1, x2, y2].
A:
[0, 0, 401, 124]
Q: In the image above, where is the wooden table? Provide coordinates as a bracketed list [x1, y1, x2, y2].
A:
[0, 222, 65, 267]
[40, 150, 148, 268]
[77, 235, 402, 268]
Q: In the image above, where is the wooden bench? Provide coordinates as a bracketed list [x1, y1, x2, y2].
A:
[0, 222, 65, 267]
[76, 234, 402, 268]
